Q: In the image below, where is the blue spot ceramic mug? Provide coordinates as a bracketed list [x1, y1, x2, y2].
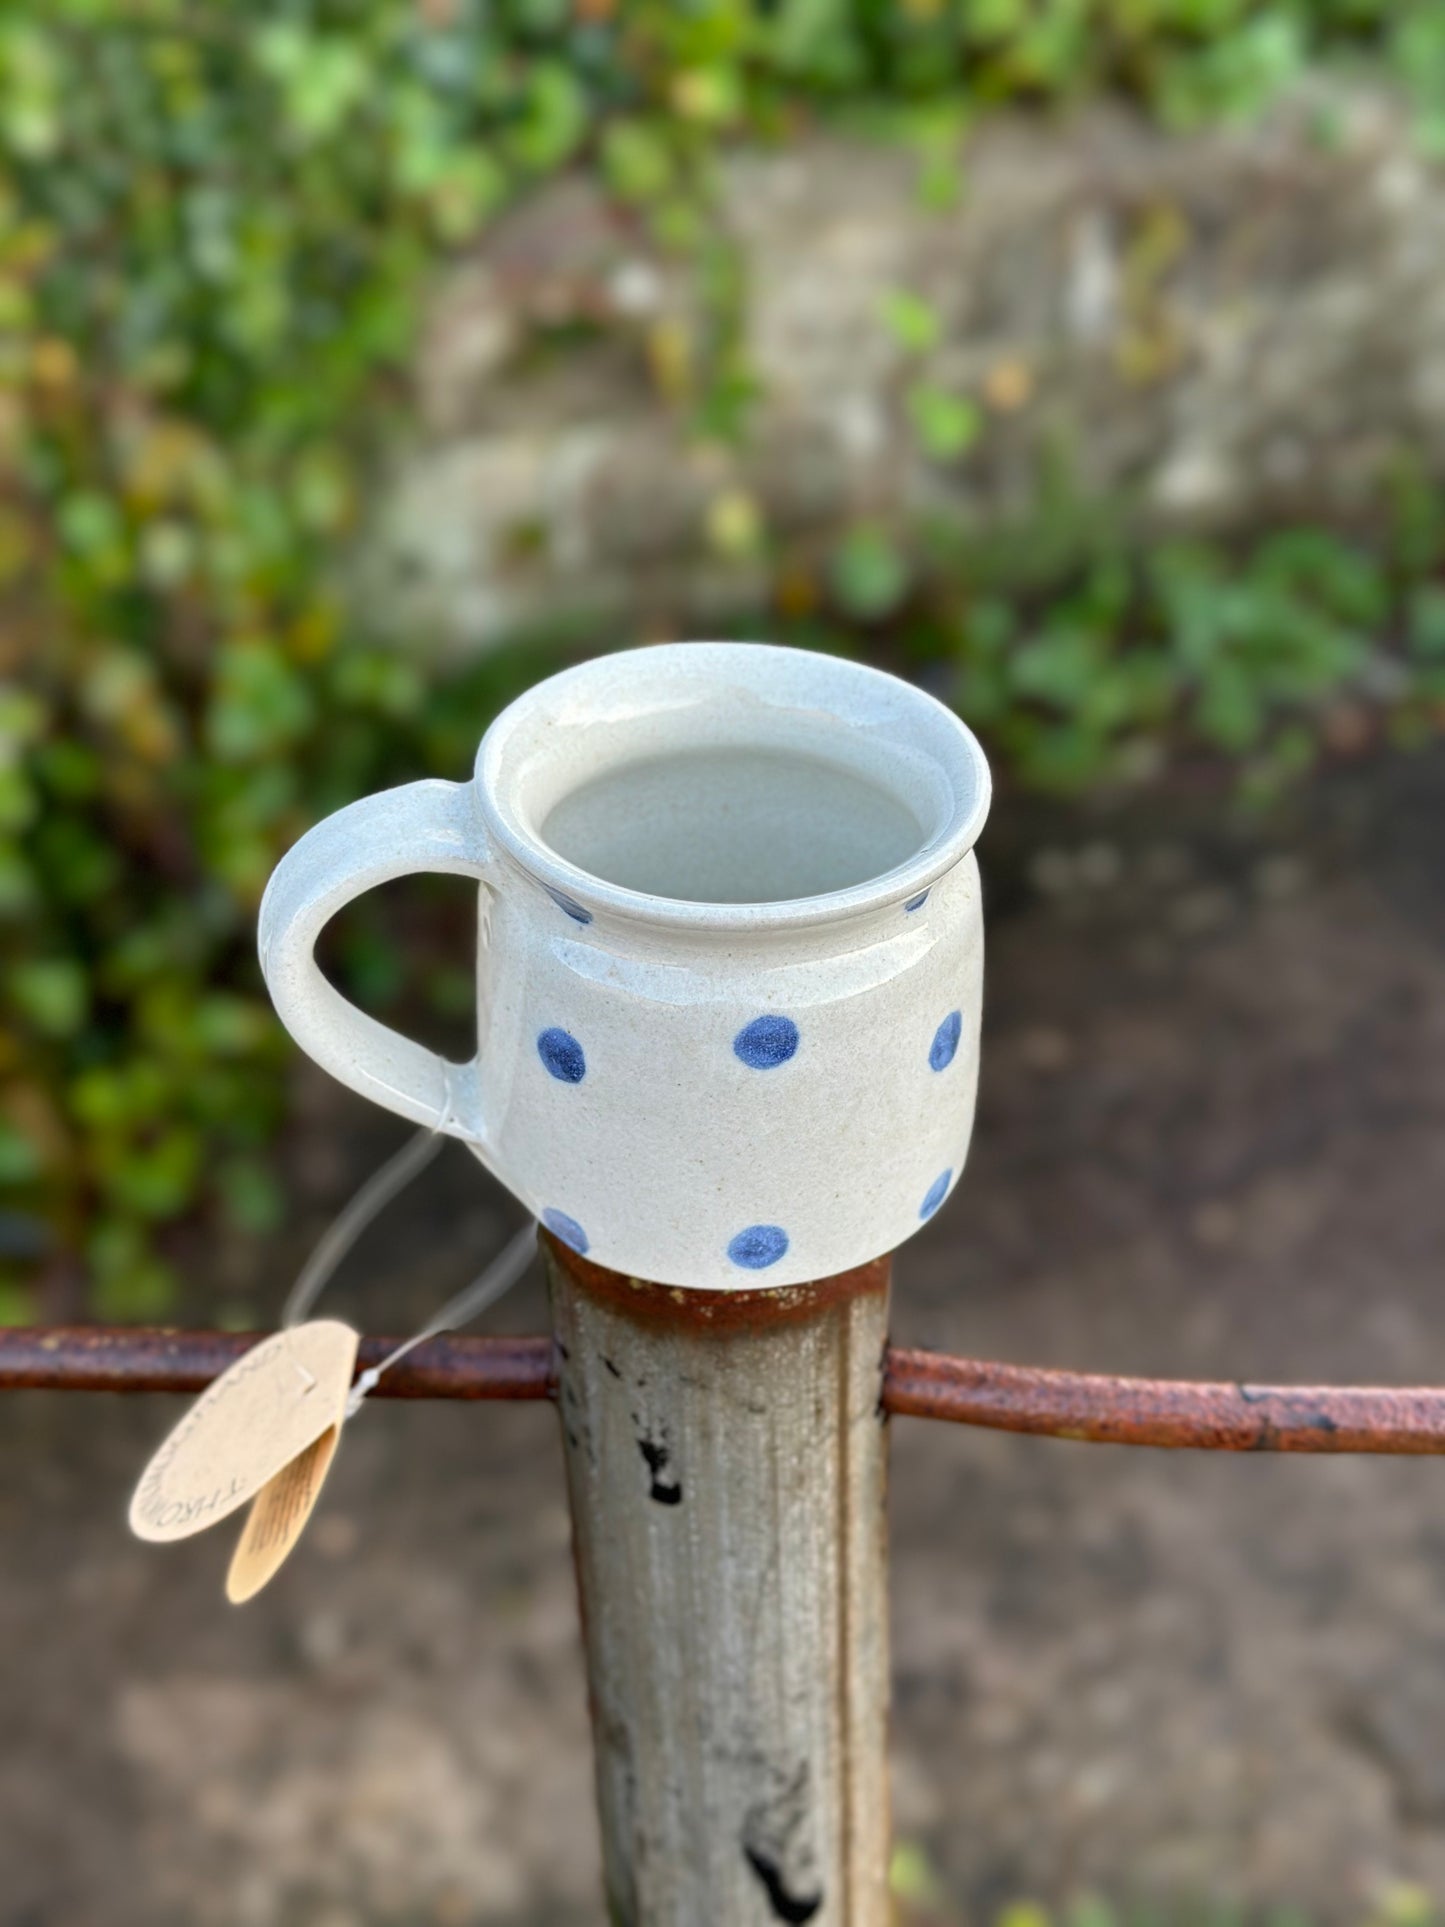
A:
[258, 643, 990, 1290]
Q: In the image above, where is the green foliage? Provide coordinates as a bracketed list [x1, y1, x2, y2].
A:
[889, 1838, 947, 1910]
[3, 0, 1444, 1318]
[907, 383, 982, 462]
[0, 3, 590, 1317]
[830, 525, 912, 620]
[882, 288, 945, 356]
[885, 1871, 1439, 1927]
[915, 514, 1439, 797]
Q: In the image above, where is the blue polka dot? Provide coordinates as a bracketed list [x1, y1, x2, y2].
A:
[538, 1027, 586, 1083]
[920, 1169, 952, 1219]
[904, 890, 930, 913]
[929, 1009, 962, 1072]
[727, 1224, 789, 1270]
[545, 886, 592, 925]
[543, 1208, 589, 1254]
[733, 1014, 799, 1070]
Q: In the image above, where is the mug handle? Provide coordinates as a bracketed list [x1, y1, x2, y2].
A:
[258, 779, 494, 1143]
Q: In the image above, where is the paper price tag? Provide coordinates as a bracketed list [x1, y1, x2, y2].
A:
[129, 1322, 360, 1544]
[226, 1424, 344, 1604]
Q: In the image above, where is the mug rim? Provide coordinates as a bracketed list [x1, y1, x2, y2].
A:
[474, 641, 991, 933]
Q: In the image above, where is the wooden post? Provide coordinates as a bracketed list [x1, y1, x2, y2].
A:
[543, 1233, 892, 1927]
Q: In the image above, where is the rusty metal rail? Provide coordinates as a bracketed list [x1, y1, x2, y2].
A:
[6, 1324, 1445, 1452]
[884, 1347, 1445, 1453]
[0, 1326, 554, 1401]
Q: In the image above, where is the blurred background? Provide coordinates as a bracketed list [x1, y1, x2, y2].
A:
[7, 2, 1445, 1922]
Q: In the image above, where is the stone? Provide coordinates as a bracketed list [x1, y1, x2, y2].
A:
[358, 83, 1445, 659]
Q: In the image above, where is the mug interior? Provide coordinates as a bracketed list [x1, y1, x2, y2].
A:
[540, 744, 925, 904]
[478, 642, 989, 926]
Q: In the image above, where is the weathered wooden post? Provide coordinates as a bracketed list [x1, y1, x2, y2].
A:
[544, 1234, 893, 1926]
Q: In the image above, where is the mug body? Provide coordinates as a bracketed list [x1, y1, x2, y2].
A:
[465, 643, 989, 1289]
[470, 849, 983, 1288]
[259, 641, 989, 1291]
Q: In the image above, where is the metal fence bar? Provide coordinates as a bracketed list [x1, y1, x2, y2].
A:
[884, 1348, 1445, 1452]
[7, 1325, 1445, 1453]
[0, 1325, 555, 1400]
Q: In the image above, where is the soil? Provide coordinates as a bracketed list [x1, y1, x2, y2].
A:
[7, 748, 1445, 1926]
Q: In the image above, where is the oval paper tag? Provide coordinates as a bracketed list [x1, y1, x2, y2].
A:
[129, 1322, 360, 1543]
[226, 1423, 344, 1605]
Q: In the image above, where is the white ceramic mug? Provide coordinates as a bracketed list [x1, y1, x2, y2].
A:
[259, 643, 990, 1289]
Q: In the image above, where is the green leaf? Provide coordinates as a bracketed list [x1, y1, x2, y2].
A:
[0, 841, 34, 916]
[32, 818, 121, 905]
[508, 62, 589, 173]
[330, 649, 425, 718]
[1065, 1897, 1121, 1927]
[1197, 660, 1265, 750]
[1408, 585, 1445, 658]
[89, 1221, 177, 1321]
[33, 740, 100, 801]
[427, 964, 476, 1019]
[829, 526, 910, 620]
[0, 1120, 42, 1184]
[206, 641, 316, 762]
[427, 150, 509, 243]
[290, 446, 353, 535]
[671, 64, 743, 128]
[964, 0, 1029, 39]
[139, 519, 196, 588]
[879, 288, 942, 356]
[906, 383, 982, 461]
[99, 1127, 202, 1219]
[192, 994, 273, 1057]
[0, 1284, 35, 1326]
[1256, 529, 1386, 626]
[338, 926, 404, 1007]
[0, 25, 62, 160]
[255, 29, 368, 141]
[8, 959, 87, 1037]
[1394, 10, 1445, 150]
[58, 492, 124, 557]
[216, 1155, 285, 1235]
[1374, 1884, 1434, 1927]
[1010, 624, 1104, 709]
[0, 686, 48, 746]
[1157, 9, 1306, 127]
[0, 766, 36, 833]
[888, 1839, 945, 1907]
[71, 1067, 139, 1130]
[602, 121, 674, 203]
[996, 1905, 1053, 1927]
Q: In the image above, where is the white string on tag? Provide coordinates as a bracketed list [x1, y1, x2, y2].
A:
[344, 1217, 538, 1417]
[132, 1114, 540, 1600]
[281, 1124, 445, 1330]
[272, 1119, 538, 1413]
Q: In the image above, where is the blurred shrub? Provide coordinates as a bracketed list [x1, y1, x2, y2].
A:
[888, 1851, 1440, 1927]
[877, 506, 1445, 795]
[2, 0, 1444, 1317]
[887, 1849, 1438, 1926]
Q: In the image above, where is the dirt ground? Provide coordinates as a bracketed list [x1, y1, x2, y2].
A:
[7, 748, 1445, 1926]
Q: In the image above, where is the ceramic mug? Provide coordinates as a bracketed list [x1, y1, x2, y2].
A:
[258, 642, 990, 1289]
